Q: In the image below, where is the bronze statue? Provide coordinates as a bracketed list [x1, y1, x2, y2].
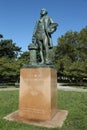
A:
[31, 8, 58, 65]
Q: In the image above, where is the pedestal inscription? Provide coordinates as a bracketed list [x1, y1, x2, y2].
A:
[19, 68, 57, 120]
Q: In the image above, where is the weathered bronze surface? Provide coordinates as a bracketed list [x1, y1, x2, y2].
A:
[28, 8, 58, 66]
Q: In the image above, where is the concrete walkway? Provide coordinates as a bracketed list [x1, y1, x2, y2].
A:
[58, 84, 87, 92]
[0, 88, 19, 91]
[0, 84, 87, 92]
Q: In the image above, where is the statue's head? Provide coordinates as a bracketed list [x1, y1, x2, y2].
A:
[40, 8, 48, 16]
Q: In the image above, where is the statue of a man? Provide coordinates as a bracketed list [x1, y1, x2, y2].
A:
[32, 8, 58, 65]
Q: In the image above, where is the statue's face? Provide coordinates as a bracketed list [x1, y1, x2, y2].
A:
[40, 9, 47, 16]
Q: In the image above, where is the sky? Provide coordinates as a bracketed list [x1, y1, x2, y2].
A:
[0, 0, 87, 52]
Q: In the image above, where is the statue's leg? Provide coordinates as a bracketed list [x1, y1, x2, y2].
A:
[38, 40, 44, 64]
[43, 35, 49, 63]
[49, 36, 53, 49]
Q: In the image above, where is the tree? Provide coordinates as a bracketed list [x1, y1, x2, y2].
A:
[78, 26, 87, 61]
[0, 34, 3, 38]
[0, 38, 22, 83]
[56, 31, 79, 61]
[0, 57, 21, 82]
[0, 39, 21, 59]
[18, 51, 30, 66]
[55, 27, 87, 82]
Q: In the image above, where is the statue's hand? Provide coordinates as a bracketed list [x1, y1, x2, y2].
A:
[48, 23, 58, 34]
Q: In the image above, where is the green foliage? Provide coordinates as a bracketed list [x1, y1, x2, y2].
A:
[0, 38, 22, 82]
[55, 26, 87, 82]
[0, 34, 3, 38]
[0, 57, 21, 82]
[0, 35, 31, 83]
[0, 39, 21, 59]
[0, 90, 87, 130]
[18, 51, 30, 65]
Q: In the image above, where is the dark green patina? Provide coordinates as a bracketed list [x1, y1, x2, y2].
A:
[28, 8, 58, 67]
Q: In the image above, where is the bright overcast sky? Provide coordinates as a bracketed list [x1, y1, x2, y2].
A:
[0, 0, 87, 51]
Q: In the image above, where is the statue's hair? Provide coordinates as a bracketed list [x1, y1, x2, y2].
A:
[41, 8, 48, 14]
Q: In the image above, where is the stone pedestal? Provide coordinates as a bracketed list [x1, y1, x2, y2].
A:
[19, 68, 57, 120]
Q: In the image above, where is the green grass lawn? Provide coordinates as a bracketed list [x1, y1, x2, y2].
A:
[0, 90, 87, 130]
